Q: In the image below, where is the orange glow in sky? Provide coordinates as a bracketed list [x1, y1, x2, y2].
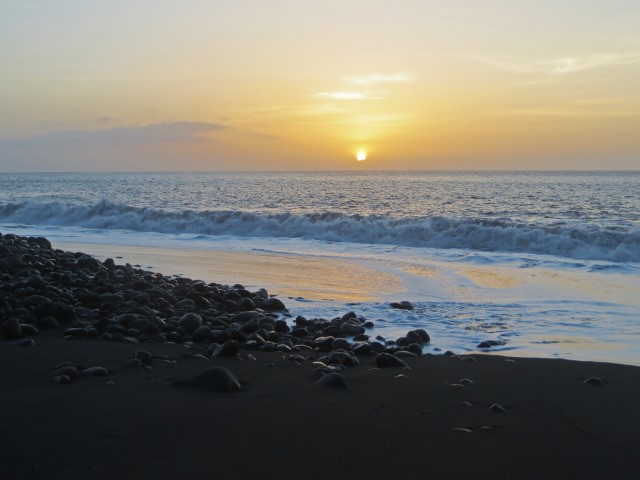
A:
[1, 1, 639, 171]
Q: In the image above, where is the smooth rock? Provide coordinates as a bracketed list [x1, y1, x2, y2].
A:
[81, 366, 110, 377]
[54, 375, 72, 385]
[263, 297, 287, 311]
[1, 318, 22, 339]
[172, 367, 241, 393]
[376, 353, 409, 368]
[583, 376, 606, 386]
[316, 372, 348, 389]
[390, 301, 414, 310]
[178, 313, 203, 333]
[213, 339, 240, 357]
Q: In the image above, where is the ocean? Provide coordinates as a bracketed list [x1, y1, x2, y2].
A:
[1, 171, 639, 364]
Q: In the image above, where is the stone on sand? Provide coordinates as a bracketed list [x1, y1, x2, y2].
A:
[172, 367, 241, 393]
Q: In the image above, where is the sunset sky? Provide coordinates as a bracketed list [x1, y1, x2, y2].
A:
[1, 0, 639, 171]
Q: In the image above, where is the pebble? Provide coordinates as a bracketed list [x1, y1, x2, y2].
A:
[12, 338, 36, 347]
[81, 367, 110, 377]
[452, 427, 473, 434]
[583, 376, 606, 386]
[213, 340, 240, 357]
[54, 375, 72, 385]
[316, 372, 348, 389]
[489, 403, 508, 413]
[0, 232, 449, 376]
[54, 366, 80, 380]
[389, 301, 414, 310]
[125, 358, 143, 368]
[375, 353, 409, 368]
[133, 350, 153, 365]
[172, 367, 241, 393]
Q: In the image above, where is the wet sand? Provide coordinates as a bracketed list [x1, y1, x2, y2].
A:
[56, 241, 404, 303]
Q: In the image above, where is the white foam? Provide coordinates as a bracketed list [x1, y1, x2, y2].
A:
[1, 198, 639, 262]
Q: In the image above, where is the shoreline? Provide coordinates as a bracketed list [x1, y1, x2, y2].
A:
[53, 240, 405, 303]
[50, 238, 640, 366]
[2, 232, 640, 478]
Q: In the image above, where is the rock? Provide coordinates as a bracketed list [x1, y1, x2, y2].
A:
[352, 343, 373, 355]
[322, 350, 359, 367]
[35, 302, 75, 324]
[81, 367, 110, 377]
[172, 367, 241, 393]
[331, 338, 351, 350]
[133, 350, 153, 365]
[239, 318, 260, 334]
[340, 323, 365, 336]
[193, 325, 213, 342]
[263, 297, 287, 311]
[390, 301, 414, 310]
[237, 297, 255, 311]
[1, 318, 22, 339]
[489, 403, 507, 413]
[12, 338, 36, 347]
[316, 372, 348, 389]
[212, 340, 240, 357]
[0, 254, 25, 271]
[178, 313, 202, 333]
[37, 316, 60, 329]
[477, 340, 506, 348]
[274, 319, 290, 333]
[583, 376, 606, 386]
[53, 366, 80, 380]
[376, 353, 409, 368]
[394, 350, 417, 358]
[54, 375, 72, 385]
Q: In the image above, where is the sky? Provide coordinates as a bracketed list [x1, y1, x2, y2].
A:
[1, 0, 639, 171]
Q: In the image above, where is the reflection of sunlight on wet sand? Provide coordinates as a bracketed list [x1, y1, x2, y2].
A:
[401, 265, 439, 278]
[58, 242, 404, 303]
[530, 336, 615, 350]
[458, 268, 521, 289]
[534, 270, 640, 306]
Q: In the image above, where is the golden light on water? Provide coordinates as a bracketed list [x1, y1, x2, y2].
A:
[356, 150, 367, 161]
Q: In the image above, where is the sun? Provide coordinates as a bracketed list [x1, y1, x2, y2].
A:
[356, 150, 367, 161]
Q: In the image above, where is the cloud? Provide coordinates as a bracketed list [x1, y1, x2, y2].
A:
[468, 51, 640, 74]
[0, 121, 228, 171]
[313, 92, 372, 100]
[344, 72, 413, 85]
[3, 121, 226, 149]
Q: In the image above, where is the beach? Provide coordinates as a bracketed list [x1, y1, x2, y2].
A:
[3, 334, 640, 479]
[1, 232, 640, 479]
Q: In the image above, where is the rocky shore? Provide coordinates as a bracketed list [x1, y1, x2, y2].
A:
[0, 232, 429, 370]
[2, 232, 640, 479]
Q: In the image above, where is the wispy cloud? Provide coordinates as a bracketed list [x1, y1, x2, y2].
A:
[468, 51, 640, 74]
[0, 121, 229, 172]
[1, 121, 226, 149]
[314, 92, 372, 100]
[344, 72, 413, 85]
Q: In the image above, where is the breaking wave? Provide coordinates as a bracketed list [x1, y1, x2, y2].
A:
[1, 199, 638, 263]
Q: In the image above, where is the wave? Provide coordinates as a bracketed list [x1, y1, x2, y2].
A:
[1, 199, 638, 263]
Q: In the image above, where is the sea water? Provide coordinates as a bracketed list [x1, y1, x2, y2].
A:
[1, 171, 638, 364]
